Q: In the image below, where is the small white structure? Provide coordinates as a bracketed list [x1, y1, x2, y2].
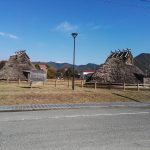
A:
[81, 70, 95, 79]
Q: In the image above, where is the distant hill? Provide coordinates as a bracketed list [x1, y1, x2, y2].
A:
[134, 53, 150, 76]
[47, 62, 71, 70]
[77, 63, 99, 71]
[33, 61, 99, 71]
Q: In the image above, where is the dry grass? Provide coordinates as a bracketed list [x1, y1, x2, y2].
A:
[0, 82, 150, 106]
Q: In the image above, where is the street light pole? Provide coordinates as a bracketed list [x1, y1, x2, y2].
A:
[71, 33, 78, 90]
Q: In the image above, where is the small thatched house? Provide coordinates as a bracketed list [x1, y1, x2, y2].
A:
[0, 50, 36, 81]
[87, 49, 144, 84]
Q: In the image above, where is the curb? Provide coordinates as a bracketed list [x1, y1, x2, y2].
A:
[0, 102, 150, 112]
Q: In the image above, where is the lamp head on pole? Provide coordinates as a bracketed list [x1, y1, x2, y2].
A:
[71, 33, 78, 38]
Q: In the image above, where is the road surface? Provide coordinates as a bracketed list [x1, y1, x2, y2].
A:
[0, 105, 150, 150]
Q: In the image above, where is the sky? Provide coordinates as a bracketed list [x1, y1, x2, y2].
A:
[0, 0, 150, 65]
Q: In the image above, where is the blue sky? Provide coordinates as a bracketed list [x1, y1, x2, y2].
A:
[0, 0, 150, 65]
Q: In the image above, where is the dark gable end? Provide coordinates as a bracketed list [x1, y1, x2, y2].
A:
[0, 61, 7, 70]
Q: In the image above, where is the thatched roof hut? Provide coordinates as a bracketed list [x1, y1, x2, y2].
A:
[0, 50, 36, 80]
[87, 49, 144, 84]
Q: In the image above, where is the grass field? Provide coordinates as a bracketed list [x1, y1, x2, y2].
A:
[0, 82, 150, 106]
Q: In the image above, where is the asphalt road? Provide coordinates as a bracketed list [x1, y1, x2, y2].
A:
[0, 105, 150, 150]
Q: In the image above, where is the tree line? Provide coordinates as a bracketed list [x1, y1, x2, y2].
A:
[35, 64, 80, 79]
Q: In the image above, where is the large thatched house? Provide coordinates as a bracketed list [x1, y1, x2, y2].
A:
[87, 49, 144, 84]
[0, 50, 36, 81]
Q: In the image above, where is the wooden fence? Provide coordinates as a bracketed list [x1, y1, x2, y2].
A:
[84, 82, 150, 91]
[46, 79, 84, 88]
[0, 79, 150, 91]
[0, 79, 84, 88]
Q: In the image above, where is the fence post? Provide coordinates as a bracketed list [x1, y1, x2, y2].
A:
[68, 79, 70, 88]
[18, 78, 20, 85]
[30, 81, 32, 88]
[81, 81, 83, 88]
[137, 83, 139, 91]
[108, 82, 111, 89]
[95, 81, 97, 90]
[55, 80, 57, 87]
[123, 83, 126, 91]
[7, 78, 10, 84]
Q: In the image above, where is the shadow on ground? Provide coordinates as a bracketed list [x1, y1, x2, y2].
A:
[113, 93, 142, 103]
[20, 86, 41, 89]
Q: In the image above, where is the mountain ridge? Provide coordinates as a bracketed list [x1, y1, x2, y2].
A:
[134, 53, 150, 76]
[33, 61, 99, 71]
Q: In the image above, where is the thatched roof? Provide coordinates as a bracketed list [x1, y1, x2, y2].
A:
[87, 49, 144, 84]
[0, 50, 36, 80]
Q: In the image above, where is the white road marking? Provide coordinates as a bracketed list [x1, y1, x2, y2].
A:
[48, 112, 149, 119]
[0, 111, 149, 122]
[72, 105, 126, 108]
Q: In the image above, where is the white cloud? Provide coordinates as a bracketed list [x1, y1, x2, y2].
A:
[0, 32, 19, 39]
[92, 25, 111, 30]
[0, 32, 5, 36]
[56, 61, 64, 63]
[92, 25, 102, 30]
[87, 23, 111, 30]
[7, 34, 19, 39]
[54, 21, 78, 32]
